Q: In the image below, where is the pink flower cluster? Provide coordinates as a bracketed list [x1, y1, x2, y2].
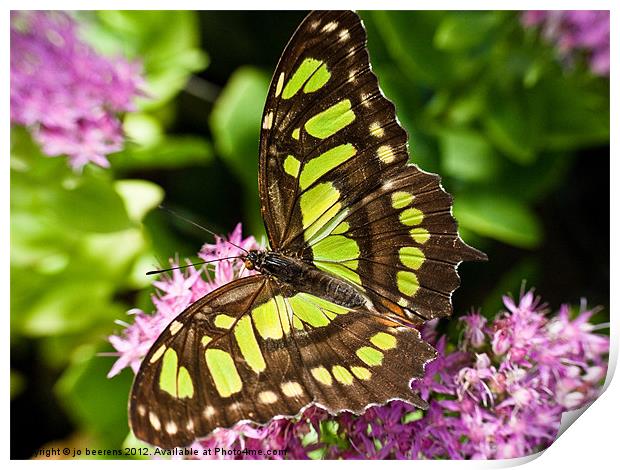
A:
[108, 225, 609, 459]
[107, 224, 259, 378]
[522, 10, 610, 76]
[10, 11, 144, 170]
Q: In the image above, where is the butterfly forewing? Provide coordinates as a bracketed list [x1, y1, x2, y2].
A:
[259, 11, 485, 323]
[259, 11, 401, 251]
[130, 275, 435, 449]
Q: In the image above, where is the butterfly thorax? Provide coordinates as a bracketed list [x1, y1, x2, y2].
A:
[244, 250, 368, 309]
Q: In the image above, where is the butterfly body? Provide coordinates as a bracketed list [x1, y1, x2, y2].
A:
[244, 250, 369, 309]
[129, 10, 486, 449]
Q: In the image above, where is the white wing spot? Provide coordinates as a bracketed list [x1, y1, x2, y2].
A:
[165, 421, 178, 435]
[228, 402, 242, 413]
[137, 405, 146, 417]
[339, 29, 350, 42]
[259, 390, 278, 404]
[361, 93, 372, 108]
[369, 122, 385, 138]
[262, 111, 274, 130]
[348, 70, 357, 83]
[186, 419, 194, 432]
[322, 21, 338, 33]
[377, 145, 396, 164]
[203, 406, 216, 418]
[149, 344, 166, 363]
[149, 412, 161, 431]
[275, 72, 284, 98]
[281, 381, 304, 397]
[310, 20, 321, 30]
[381, 180, 396, 191]
[169, 321, 183, 335]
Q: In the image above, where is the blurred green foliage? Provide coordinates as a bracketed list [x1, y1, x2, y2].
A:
[11, 11, 609, 458]
[11, 10, 209, 456]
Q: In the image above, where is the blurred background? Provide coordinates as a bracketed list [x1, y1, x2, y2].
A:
[10, 11, 609, 458]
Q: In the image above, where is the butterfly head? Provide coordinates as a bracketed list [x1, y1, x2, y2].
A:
[243, 250, 266, 271]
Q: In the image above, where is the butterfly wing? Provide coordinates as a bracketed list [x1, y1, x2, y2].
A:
[258, 10, 375, 250]
[129, 274, 435, 449]
[258, 10, 485, 323]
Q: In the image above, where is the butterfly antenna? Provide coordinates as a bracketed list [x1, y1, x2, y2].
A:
[158, 204, 249, 254]
[146, 256, 243, 276]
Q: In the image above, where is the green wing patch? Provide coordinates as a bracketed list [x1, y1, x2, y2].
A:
[301, 165, 486, 323]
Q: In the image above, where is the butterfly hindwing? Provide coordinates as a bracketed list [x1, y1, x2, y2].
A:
[129, 274, 435, 449]
[302, 165, 486, 323]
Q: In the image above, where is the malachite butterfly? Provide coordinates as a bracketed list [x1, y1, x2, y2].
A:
[129, 10, 486, 449]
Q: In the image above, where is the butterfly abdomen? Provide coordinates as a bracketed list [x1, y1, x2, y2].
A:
[259, 252, 368, 309]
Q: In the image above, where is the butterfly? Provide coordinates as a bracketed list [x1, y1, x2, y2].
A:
[129, 10, 486, 449]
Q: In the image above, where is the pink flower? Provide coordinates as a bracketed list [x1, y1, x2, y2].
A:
[456, 353, 497, 406]
[107, 310, 157, 377]
[522, 10, 610, 76]
[10, 11, 144, 169]
[492, 328, 511, 356]
[199, 223, 260, 288]
[548, 305, 610, 360]
[461, 312, 487, 348]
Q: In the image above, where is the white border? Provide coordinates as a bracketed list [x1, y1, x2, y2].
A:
[4, 1, 616, 468]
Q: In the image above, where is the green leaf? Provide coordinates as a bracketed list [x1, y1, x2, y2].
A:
[445, 87, 487, 125]
[439, 130, 498, 182]
[13, 222, 145, 338]
[47, 177, 134, 234]
[82, 229, 146, 277]
[368, 11, 456, 87]
[301, 424, 319, 447]
[10, 210, 70, 268]
[20, 283, 106, 336]
[56, 344, 133, 449]
[114, 179, 164, 223]
[11, 369, 26, 399]
[209, 66, 270, 235]
[402, 410, 424, 424]
[210, 67, 269, 170]
[127, 253, 161, 290]
[20, 276, 127, 337]
[113, 136, 213, 170]
[537, 76, 610, 150]
[492, 151, 573, 203]
[434, 11, 502, 51]
[307, 447, 327, 460]
[454, 193, 543, 248]
[319, 420, 349, 450]
[123, 113, 163, 146]
[482, 88, 540, 164]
